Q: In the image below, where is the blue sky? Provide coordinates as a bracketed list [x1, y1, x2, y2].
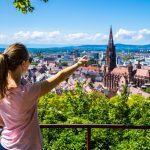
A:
[0, 0, 150, 45]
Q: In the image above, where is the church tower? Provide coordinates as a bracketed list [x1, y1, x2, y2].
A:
[105, 26, 116, 72]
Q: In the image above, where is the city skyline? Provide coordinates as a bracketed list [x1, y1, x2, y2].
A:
[0, 0, 150, 45]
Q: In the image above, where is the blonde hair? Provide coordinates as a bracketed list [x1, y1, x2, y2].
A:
[0, 43, 29, 99]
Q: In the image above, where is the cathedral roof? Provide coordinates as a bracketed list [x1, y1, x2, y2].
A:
[142, 66, 150, 70]
[111, 67, 129, 75]
[135, 69, 149, 77]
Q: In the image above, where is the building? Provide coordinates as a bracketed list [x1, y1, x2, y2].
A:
[103, 27, 150, 93]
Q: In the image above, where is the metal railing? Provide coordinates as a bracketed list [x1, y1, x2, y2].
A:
[40, 124, 150, 150]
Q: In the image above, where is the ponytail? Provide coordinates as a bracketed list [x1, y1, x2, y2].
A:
[0, 54, 9, 99]
[0, 43, 29, 99]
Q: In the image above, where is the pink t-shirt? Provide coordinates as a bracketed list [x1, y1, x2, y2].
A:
[0, 82, 42, 150]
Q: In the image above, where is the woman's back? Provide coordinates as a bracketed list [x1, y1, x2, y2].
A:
[0, 82, 42, 150]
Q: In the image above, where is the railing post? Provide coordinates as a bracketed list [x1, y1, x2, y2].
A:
[86, 127, 91, 150]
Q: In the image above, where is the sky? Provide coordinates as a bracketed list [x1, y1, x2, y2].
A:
[0, 0, 150, 46]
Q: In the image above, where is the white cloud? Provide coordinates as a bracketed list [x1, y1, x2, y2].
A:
[12, 31, 61, 43]
[114, 28, 150, 44]
[67, 33, 89, 40]
[1, 28, 150, 45]
[65, 33, 108, 44]
[139, 29, 150, 34]
[13, 31, 31, 41]
[115, 28, 136, 40]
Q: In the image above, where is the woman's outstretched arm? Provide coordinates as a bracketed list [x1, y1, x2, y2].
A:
[39, 56, 88, 97]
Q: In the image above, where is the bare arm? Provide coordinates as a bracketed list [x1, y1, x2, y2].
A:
[39, 56, 88, 97]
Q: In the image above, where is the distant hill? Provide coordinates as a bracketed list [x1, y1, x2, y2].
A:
[1, 44, 150, 53]
[115, 44, 150, 49]
[78, 44, 150, 49]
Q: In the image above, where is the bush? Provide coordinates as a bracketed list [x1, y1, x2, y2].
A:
[38, 82, 150, 149]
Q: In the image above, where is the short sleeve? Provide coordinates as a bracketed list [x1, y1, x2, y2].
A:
[23, 82, 41, 109]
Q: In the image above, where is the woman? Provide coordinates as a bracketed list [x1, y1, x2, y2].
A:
[0, 43, 88, 150]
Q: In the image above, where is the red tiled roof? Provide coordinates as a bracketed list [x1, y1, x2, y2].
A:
[111, 67, 129, 75]
[85, 66, 99, 71]
[135, 69, 149, 77]
[142, 66, 150, 70]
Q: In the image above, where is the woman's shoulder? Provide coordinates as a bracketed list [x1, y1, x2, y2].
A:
[6, 82, 41, 99]
[7, 84, 23, 91]
[8, 82, 40, 90]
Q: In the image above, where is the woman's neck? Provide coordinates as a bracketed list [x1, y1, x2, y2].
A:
[7, 70, 22, 88]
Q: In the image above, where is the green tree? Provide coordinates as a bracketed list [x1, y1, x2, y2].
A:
[38, 83, 150, 149]
[146, 87, 150, 93]
[38, 82, 110, 149]
[116, 95, 150, 150]
[109, 85, 130, 124]
[12, 0, 49, 14]
[123, 54, 134, 61]
[88, 58, 97, 65]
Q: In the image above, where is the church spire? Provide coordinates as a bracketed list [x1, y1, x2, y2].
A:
[105, 26, 116, 72]
[108, 25, 114, 46]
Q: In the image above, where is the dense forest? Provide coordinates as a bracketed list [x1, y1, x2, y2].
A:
[38, 83, 150, 150]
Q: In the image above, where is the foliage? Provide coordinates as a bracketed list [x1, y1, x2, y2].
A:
[57, 62, 68, 67]
[88, 58, 97, 65]
[31, 62, 39, 65]
[13, 0, 49, 14]
[146, 87, 150, 93]
[38, 82, 150, 149]
[123, 54, 134, 61]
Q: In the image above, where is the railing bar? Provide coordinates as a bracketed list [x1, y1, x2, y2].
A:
[39, 124, 150, 129]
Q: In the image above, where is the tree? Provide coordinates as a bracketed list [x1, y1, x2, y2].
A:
[88, 58, 97, 65]
[145, 87, 150, 93]
[38, 83, 150, 149]
[38, 82, 110, 149]
[13, 0, 49, 14]
[123, 54, 134, 62]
